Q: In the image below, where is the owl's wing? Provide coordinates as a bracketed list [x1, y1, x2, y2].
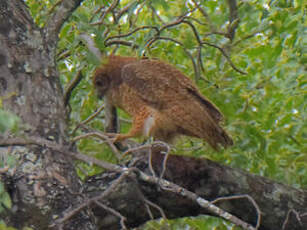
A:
[121, 59, 223, 122]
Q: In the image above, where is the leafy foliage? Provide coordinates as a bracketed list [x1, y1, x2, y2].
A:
[0, 110, 20, 134]
[25, 0, 306, 228]
[0, 110, 18, 222]
[0, 221, 17, 230]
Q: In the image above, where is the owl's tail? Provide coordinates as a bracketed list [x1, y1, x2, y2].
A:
[204, 123, 233, 150]
[166, 101, 233, 150]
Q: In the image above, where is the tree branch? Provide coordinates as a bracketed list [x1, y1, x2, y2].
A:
[44, 0, 84, 47]
[226, 0, 239, 41]
[63, 70, 84, 108]
[1, 135, 307, 229]
[88, 148, 307, 229]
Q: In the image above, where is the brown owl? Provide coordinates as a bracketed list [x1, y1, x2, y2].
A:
[93, 55, 233, 150]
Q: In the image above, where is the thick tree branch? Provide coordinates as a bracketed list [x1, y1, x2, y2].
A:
[87, 149, 307, 230]
[1, 134, 307, 229]
[44, 0, 84, 48]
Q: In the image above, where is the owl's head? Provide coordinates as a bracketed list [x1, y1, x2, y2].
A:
[93, 68, 111, 99]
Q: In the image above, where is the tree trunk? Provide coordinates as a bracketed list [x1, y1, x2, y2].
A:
[0, 1, 94, 229]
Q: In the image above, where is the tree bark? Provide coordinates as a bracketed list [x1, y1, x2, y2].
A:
[0, 1, 94, 229]
[0, 1, 306, 230]
[85, 147, 307, 230]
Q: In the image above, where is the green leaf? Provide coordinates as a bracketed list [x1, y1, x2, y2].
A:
[0, 110, 20, 133]
[0, 192, 11, 210]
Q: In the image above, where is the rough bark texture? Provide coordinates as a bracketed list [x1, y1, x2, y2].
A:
[0, 1, 94, 229]
[0, 1, 307, 230]
[85, 148, 307, 230]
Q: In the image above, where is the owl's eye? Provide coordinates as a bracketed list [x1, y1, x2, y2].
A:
[95, 80, 103, 87]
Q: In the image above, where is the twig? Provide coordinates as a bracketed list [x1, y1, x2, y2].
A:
[182, 20, 202, 44]
[144, 200, 154, 219]
[129, 1, 147, 27]
[115, 1, 137, 22]
[300, 212, 307, 217]
[105, 26, 160, 43]
[191, 0, 216, 32]
[226, 0, 239, 41]
[185, 16, 207, 26]
[148, 3, 165, 23]
[57, 49, 71, 61]
[47, 0, 63, 15]
[201, 41, 247, 75]
[92, 5, 106, 18]
[159, 144, 170, 180]
[160, 16, 186, 32]
[0, 135, 122, 173]
[148, 146, 156, 177]
[79, 33, 102, 60]
[212, 194, 261, 229]
[95, 201, 127, 229]
[51, 169, 131, 227]
[138, 170, 256, 230]
[72, 104, 105, 135]
[72, 131, 121, 160]
[1, 135, 259, 229]
[282, 209, 303, 230]
[232, 25, 270, 47]
[144, 198, 167, 219]
[105, 39, 138, 48]
[50, 197, 91, 228]
[122, 143, 152, 157]
[95, 0, 120, 25]
[146, 36, 200, 80]
[63, 70, 83, 107]
[197, 46, 205, 75]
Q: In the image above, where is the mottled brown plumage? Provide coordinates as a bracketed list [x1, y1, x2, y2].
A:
[93, 55, 233, 150]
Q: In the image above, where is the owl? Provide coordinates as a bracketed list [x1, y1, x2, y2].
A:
[93, 55, 233, 150]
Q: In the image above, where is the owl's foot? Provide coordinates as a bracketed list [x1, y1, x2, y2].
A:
[105, 133, 119, 143]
